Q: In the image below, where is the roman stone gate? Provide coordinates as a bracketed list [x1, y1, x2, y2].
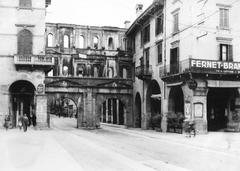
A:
[45, 77, 133, 128]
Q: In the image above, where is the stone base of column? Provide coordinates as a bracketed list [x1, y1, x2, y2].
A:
[35, 95, 48, 129]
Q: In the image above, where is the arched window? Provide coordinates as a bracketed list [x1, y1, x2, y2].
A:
[108, 37, 114, 50]
[19, 0, 32, 8]
[79, 35, 85, 48]
[108, 68, 113, 78]
[123, 68, 127, 79]
[63, 66, 69, 76]
[47, 33, 53, 47]
[18, 29, 33, 55]
[64, 35, 70, 48]
[93, 36, 99, 49]
[94, 67, 98, 77]
[47, 69, 53, 77]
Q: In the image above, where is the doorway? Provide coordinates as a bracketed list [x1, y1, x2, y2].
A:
[9, 80, 35, 127]
[207, 88, 237, 131]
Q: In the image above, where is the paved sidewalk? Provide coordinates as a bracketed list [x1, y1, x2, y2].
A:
[101, 124, 240, 156]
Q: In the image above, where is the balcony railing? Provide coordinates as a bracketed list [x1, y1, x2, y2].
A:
[160, 58, 240, 78]
[14, 55, 54, 66]
[135, 65, 152, 79]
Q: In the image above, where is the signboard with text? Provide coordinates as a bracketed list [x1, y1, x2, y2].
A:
[190, 59, 240, 73]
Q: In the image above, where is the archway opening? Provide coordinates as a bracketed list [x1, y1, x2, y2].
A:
[9, 80, 35, 127]
[146, 80, 161, 128]
[49, 95, 78, 129]
[135, 93, 142, 128]
[100, 98, 124, 125]
[207, 88, 238, 131]
[168, 86, 184, 115]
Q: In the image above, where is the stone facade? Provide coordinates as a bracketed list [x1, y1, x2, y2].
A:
[45, 23, 133, 128]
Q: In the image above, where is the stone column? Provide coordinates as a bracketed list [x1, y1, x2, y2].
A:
[116, 99, 119, 125]
[35, 95, 48, 128]
[106, 99, 109, 123]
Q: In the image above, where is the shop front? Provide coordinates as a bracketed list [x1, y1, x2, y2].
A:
[161, 58, 240, 133]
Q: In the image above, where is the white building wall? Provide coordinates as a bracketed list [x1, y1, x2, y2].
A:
[0, 0, 47, 122]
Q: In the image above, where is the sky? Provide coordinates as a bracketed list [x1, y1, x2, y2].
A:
[46, 0, 152, 28]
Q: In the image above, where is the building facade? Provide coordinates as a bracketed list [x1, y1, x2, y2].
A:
[127, 0, 240, 133]
[126, 1, 164, 129]
[0, 0, 53, 127]
[162, 0, 240, 133]
[45, 23, 134, 128]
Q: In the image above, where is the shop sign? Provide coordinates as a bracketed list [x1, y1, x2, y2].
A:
[191, 59, 240, 73]
[187, 79, 197, 90]
[37, 84, 44, 94]
[194, 102, 203, 118]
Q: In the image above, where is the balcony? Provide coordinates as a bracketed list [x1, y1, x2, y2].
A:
[159, 58, 240, 82]
[135, 65, 152, 80]
[14, 55, 54, 71]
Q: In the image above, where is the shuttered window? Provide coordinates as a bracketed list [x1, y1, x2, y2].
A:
[156, 14, 163, 35]
[18, 29, 33, 55]
[219, 8, 229, 28]
[157, 42, 163, 63]
[19, 0, 32, 8]
[173, 13, 179, 33]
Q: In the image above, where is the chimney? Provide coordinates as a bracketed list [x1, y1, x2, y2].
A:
[136, 4, 143, 18]
[124, 21, 131, 29]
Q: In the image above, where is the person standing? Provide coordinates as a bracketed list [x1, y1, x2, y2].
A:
[32, 114, 37, 127]
[23, 114, 29, 132]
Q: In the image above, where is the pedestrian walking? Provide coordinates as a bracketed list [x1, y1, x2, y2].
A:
[18, 115, 24, 131]
[23, 114, 29, 132]
[32, 114, 37, 127]
[3, 115, 10, 130]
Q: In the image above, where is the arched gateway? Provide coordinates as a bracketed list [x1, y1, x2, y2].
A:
[9, 80, 35, 127]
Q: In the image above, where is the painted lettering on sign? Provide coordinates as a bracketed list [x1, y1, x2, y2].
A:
[191, 59, 240, 71]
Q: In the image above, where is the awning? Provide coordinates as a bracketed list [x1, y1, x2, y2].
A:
[151, 94, 161, 100]
[167, 82, 183, 87]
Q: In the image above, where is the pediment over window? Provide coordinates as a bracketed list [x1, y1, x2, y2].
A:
[45, 79, 84, 88]
[96, 81, 132, 88]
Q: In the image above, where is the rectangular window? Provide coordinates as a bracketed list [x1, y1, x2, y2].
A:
[219, 8, 229, 28]
[156, 14, 164, 35]
[220, 44, 233, 61]
[144, 48, 150, 67]
[170, 47, 179, 74]
[143, 24, 150, 44]
[157, 42, 163, 63]
[173, 13, 179, 33]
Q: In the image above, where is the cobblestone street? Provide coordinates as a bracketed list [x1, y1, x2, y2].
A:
[0, 116, 240, 171]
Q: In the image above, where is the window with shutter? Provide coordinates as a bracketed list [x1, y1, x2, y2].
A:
[219, 8, 229, 28]
[19, 0, 32, 8]
[18, 29, 33, 55]
[156, 14, 163, 35]
[157, 42, 163, 64]
[173, 13, 179, 33]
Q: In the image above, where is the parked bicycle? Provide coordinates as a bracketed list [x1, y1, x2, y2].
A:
[183, 119, 196, 137]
